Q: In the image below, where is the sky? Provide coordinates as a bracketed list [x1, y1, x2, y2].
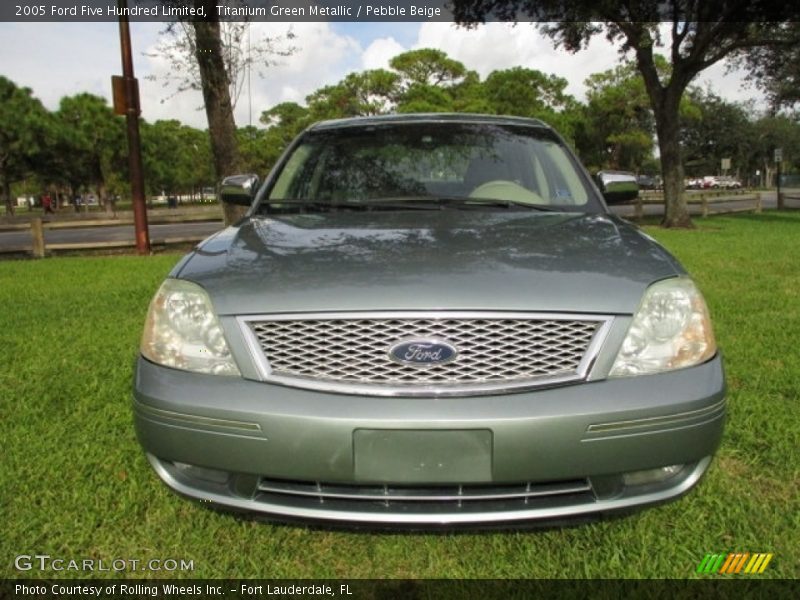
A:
[0, 21, 766, 130]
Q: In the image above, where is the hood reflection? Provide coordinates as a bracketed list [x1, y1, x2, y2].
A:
[179, 210, 681, 315]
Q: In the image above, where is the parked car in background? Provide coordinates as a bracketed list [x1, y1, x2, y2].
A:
[699, 176, 715, 189]
[201, 187, 217, 202]
[636, 174, 659, 190]
[134, 113, 724, 528]
[685, 177, 706, 190]
[713, 176, 742, 189]
[687, 176, 743, 190]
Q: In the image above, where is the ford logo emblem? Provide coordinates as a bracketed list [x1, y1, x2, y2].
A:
[388, 339, 458, 367]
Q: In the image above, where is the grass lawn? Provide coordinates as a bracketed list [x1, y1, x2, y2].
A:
[1, 212, 798, 580]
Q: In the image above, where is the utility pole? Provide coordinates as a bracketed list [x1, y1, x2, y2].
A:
[775, 148, 783, 210]
[114, 0, 150, 254]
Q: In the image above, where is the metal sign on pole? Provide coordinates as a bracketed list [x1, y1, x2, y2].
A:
[116, 0, 150, 254]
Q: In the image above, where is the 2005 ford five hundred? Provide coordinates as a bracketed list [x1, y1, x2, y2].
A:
[133, 114, 725, 527]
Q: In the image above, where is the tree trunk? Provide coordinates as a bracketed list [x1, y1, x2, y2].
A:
[2, 178, 14, 216]
[655, 113, 691, 227]
[97, 181, 114, 215]
[192, 11, 247, 226]
[633, 41, 694, 228]
[650, 86, 692, 228]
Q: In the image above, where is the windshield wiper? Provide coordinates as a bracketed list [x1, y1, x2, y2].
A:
[364, 196, 564, 212]
[260, 199, 442, 212]
[260, 200, 364, 212]
[260, 197, 565, 213]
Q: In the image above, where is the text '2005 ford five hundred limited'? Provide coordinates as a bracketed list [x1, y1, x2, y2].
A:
[133, 114, 725, 528]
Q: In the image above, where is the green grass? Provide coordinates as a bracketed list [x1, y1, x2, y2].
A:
[1, 212, 798, 579]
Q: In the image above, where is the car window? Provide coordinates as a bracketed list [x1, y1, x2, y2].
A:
[266, 123, 598, 211]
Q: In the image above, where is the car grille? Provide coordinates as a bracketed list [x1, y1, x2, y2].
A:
[242, 312, 610, 396]
[255, 477, 596, 514]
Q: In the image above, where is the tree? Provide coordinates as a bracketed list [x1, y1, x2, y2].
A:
[735, 22, 800, 111]
[238, 126, 281, 176]
[178, 126, 215, 196]
[306, 70, 400, 119]
[451, 1, 800, 227]
[579, 61, 656, 172]
[255, 51, 485, 171]
[57, 94, 125, 214]
[395, 83, 456, 113]
[746, 114, 800, 187]
[141, 120, 214, 197]
[0, 77, 51, 215]
[192, 16, 244, 224]
[260, 102, 311, 142]
[152, 2, 296, 224]
[680, 89, 752, 178]
[448, 70, 494, 113]
[483, 67, 579, 140]
[390, 48, 467, 89]
[390, 49, 479, 114]
[147, 18, 295, 111]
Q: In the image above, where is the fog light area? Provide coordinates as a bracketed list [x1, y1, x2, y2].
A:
[622, 464, 684, 486]
[173, 461, 230, 484]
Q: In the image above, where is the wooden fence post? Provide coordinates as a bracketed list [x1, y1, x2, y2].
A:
[634, 196, 643, 220]
[755, 192, 762, 214]
[31, 217, 45, 258]
[701, 194, 708, 217]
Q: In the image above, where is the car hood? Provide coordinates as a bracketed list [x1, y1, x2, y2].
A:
[177, 210, 683, 316]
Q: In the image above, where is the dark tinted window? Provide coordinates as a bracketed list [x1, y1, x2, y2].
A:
[266, 122, 599, 210]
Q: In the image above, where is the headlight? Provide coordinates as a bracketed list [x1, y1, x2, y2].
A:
[609, 277, 716, 377]
[140, 278, 240, 376]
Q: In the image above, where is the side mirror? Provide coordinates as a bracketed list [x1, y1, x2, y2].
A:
[219, 174, 260, 206]
[596, 171, 639, 204]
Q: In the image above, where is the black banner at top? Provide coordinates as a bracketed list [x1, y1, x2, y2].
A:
[3, 0, 799, 23]
[3, 0, 454, 22]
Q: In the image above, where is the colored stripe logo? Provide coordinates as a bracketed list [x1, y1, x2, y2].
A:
[697, 552, 773, 574]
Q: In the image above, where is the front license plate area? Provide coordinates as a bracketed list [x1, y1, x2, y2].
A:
[353, 429, 492, 483]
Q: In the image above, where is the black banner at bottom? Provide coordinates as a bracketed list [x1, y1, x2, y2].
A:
[3, 579, 799, 600]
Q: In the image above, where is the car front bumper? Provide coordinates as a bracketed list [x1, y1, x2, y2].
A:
[133, 354, 725, 526]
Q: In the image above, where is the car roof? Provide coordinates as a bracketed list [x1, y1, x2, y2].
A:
[307, 113, 554, 132]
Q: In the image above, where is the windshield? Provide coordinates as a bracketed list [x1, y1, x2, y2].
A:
[262, 122, 601, 212]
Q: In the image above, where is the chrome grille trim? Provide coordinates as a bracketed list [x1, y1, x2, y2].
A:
[238, 311, 614, 397]
[256, 477, 596, 511]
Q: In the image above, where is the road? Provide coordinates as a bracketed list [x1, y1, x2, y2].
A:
[612, 190, 785, 218]
[0, 191, 794, 253]
[0, 221, 223, 252]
